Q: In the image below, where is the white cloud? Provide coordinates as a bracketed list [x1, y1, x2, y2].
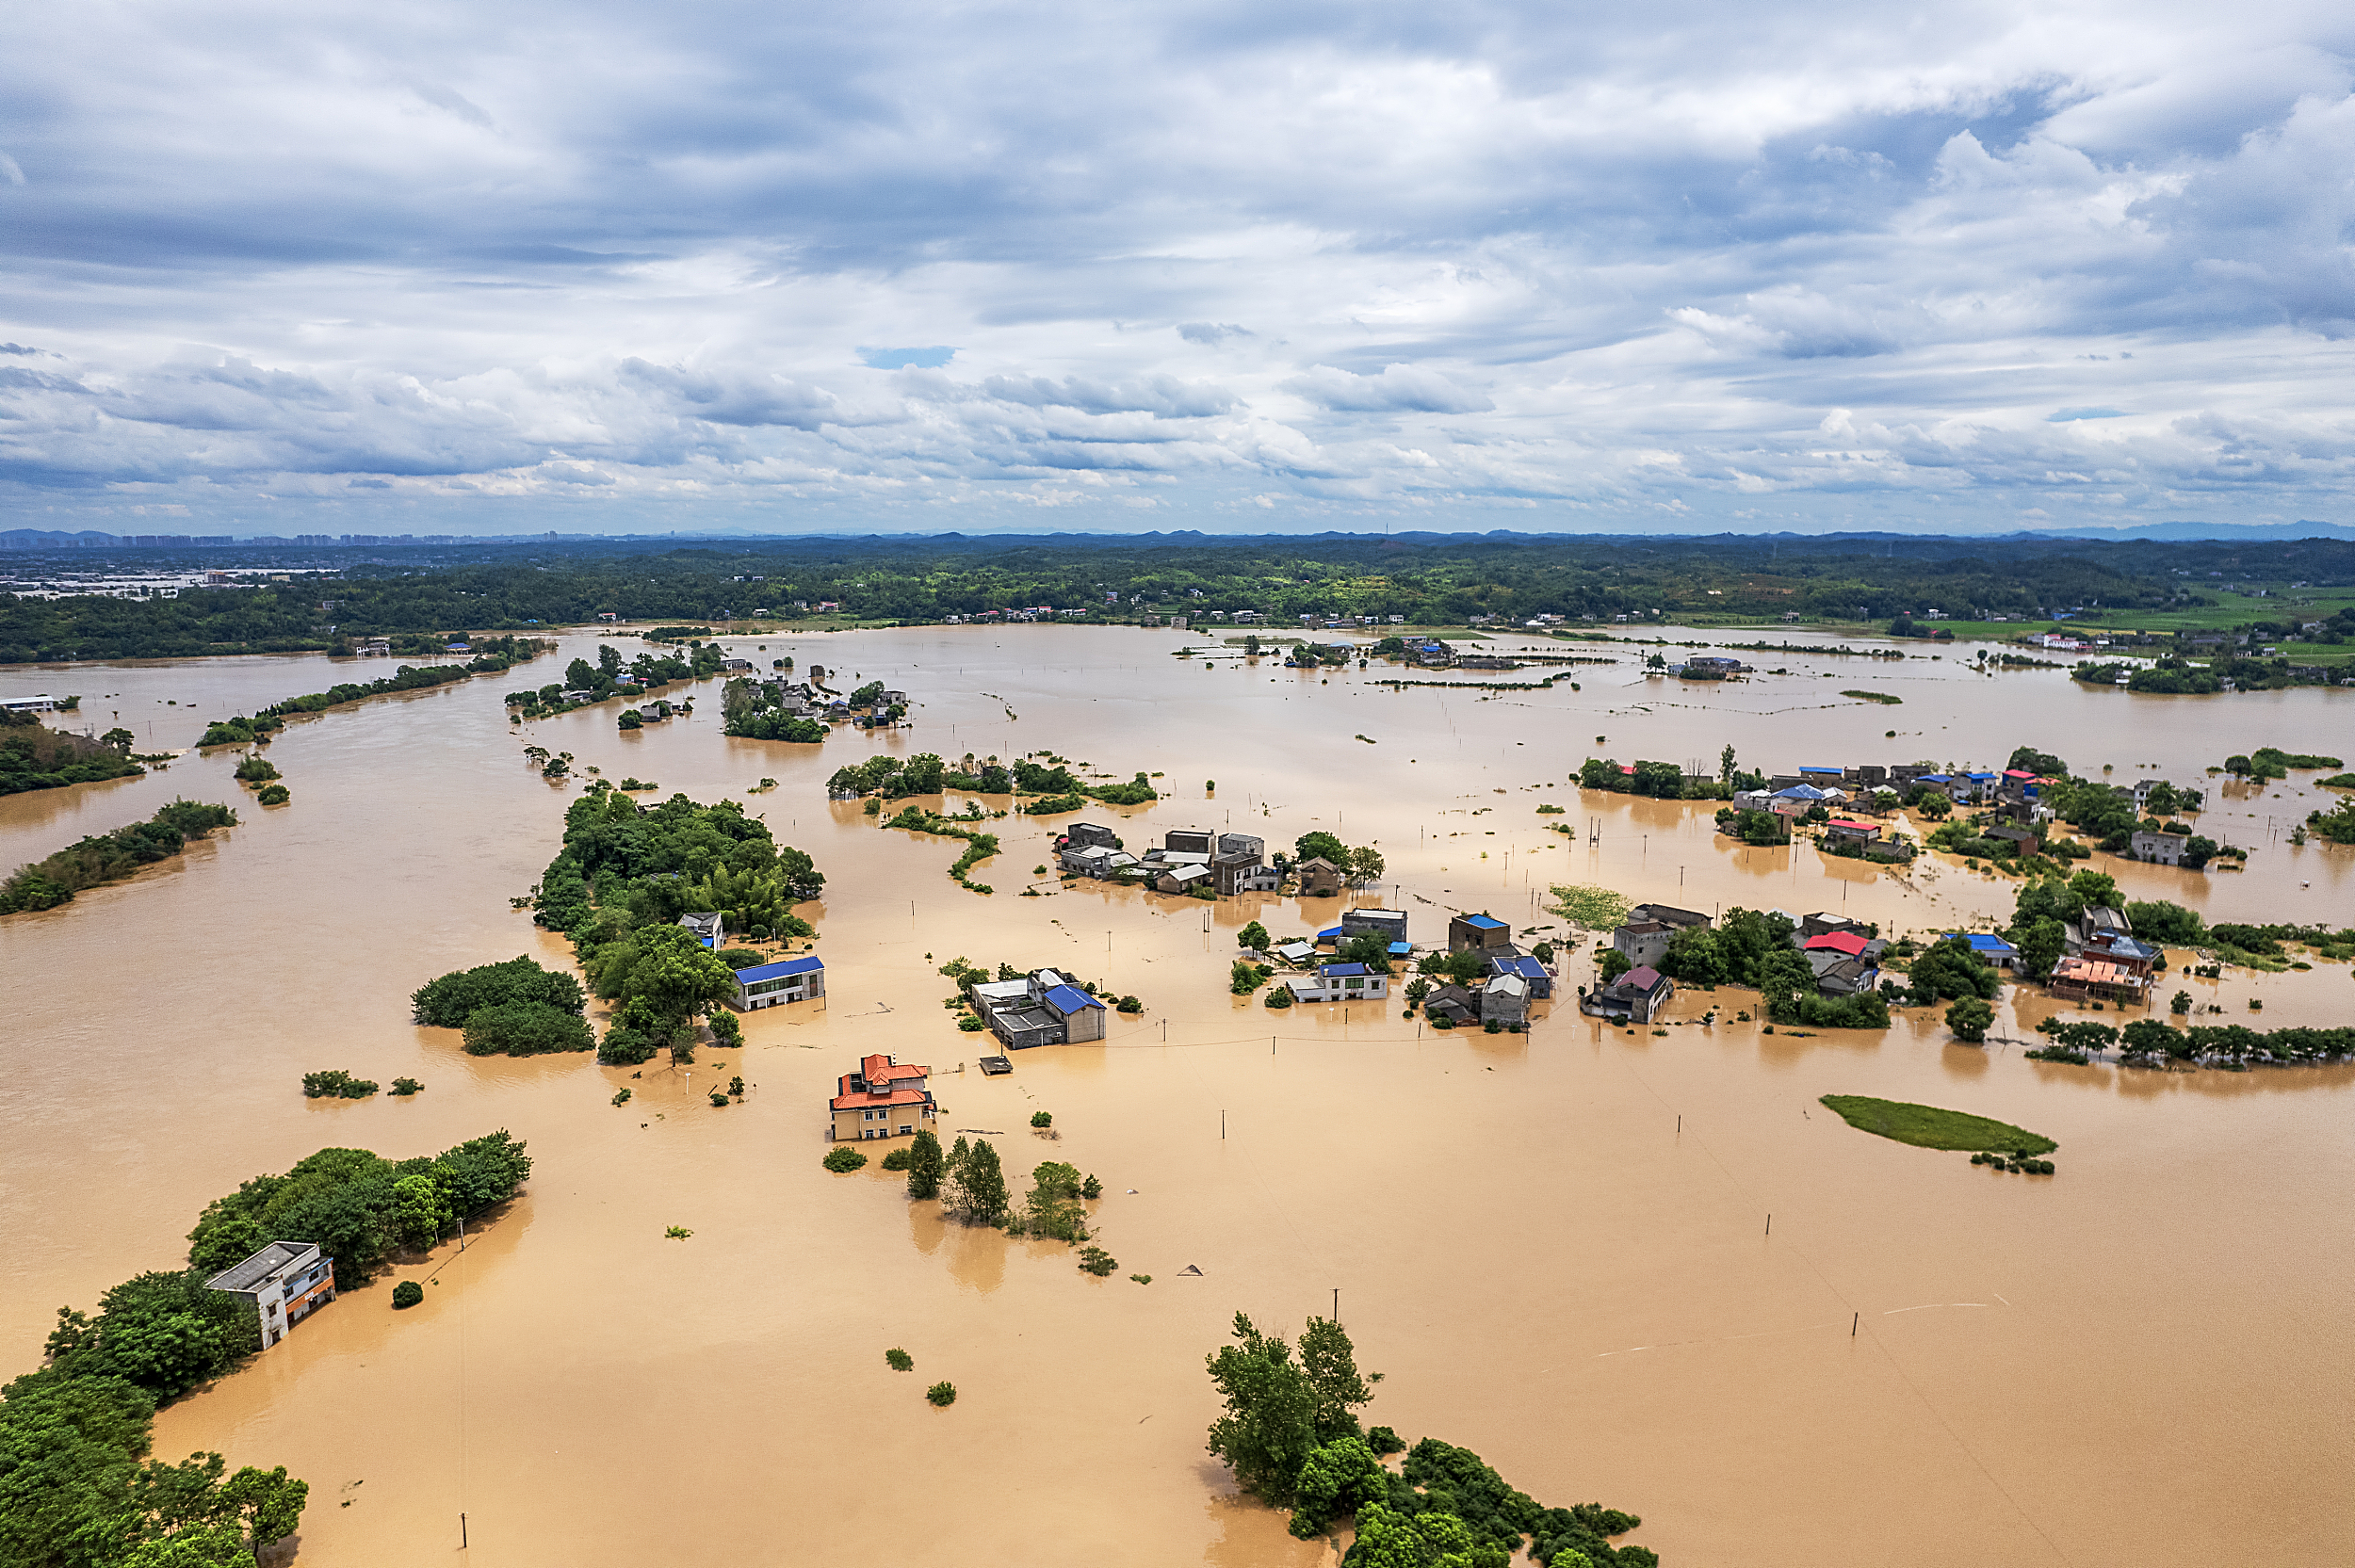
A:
[0, 0, 2349, 530]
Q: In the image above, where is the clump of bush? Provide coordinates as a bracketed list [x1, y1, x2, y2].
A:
[708, 1091, 729, 1107]
[392, 1281, 424, 1310]
[1972, 1152, 2056, 1174]
[881, 1147, 913, 1171]
[414, 956, 592, 1058]
[233, 754, 281, 783]
[1114, 995, 1143, 1014]
[301, 1070, 378, 1099]
[611, 1088, 632, 1107]
[926, 1381, 957, 1407]
[885, 1348, 914, 1371]
[1077, 1246, 1118, 1277]
[1263, 984, 1294, 1010]
[823, 1145, 868, 1172]
[390, 1077, 423, 1096]
[255, 783, 291, 805]
[1030, 1110, 1053, 1128]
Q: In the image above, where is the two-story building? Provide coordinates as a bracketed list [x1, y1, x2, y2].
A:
[830, 1053, 940, 1141]
[730, 955, 825, 1010]
[1294, 857, 1346, 897]
[205, 1240, 337, 1351]
[1613, 905, 1710, 968]
[678, 912, 724, 948]
[1582, 965, 1674, 1024]
[1291, 962, 1390, 1003]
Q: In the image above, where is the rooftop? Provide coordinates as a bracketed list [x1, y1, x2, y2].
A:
[1321, 962, 1371, 978]
[1043, 983, 1104, 1013]
[1804, 931, 1870, 956]
[736, 956, 823, 983]
[205, 1240, 316, 1293]
[829, 1085, 935, 1111]
[1460, 913, 1507, 929]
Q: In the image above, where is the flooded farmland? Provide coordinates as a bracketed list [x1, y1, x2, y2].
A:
[4, 623, 2351, 1566]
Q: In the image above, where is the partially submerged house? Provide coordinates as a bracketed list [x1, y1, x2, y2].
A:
[730, 955, 825, 1010]
[968, 969, 1107, 1048]
[1943, 933, 2019, 969]
[1614, 905, 1710, 969]
[1583, 965, 1674, 1024]
[1295, 857, 1346, 897]
[1291, 962, 1390, 1003]
[205, 1240, 336, 1352]
[678, 911, 724, 948]
[1448, 912, 1513, 953]
[830, 1053, 940, 1141]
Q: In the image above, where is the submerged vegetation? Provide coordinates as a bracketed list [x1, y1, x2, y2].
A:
[882, 803, 1000, 894]
[411, 955, 593, 1057]
[530, 783, 821, 1063]
[199, 638, 549, 745]
[1203, 1313, 1654, 1564]
[0, 707, 146, 796]
[0, 800, 237, 914]
[1818, 1095, 2056, 1156]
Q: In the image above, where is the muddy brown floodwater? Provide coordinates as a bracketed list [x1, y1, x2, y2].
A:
[5, 625, 2352, 1565]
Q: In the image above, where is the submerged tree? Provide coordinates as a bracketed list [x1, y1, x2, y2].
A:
[1204, 1313, 1377, 1507]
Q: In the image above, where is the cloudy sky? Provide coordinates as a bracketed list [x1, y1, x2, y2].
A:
[3, 0, 2352, 535]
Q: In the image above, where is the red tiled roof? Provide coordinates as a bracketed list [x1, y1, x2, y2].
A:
[858, 1053, 929, 1084]
[830, 1087, 935, 1112]
[1804, 931, 1870, 955]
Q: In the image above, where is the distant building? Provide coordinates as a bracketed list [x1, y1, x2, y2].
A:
[1340, 908, 1408, 942]
[830, 1053, 939, 1141]
[730, 955, 825, 1010]
[968, 969, 1106, 1048]
[678, 912, 724, 948]
[2130, 829, 2187, 866]
[206, 1240, 335, 1351]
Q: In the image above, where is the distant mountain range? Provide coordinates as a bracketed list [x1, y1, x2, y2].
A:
[4, 520, 2350, 548]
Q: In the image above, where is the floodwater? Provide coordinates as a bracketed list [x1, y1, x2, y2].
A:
[4, 624, 2352, 1566]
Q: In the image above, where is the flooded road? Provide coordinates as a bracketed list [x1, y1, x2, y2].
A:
[4, 625, 2351, 1565]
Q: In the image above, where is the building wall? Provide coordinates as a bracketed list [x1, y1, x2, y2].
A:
[834, 1102, 935, 1140]
[1064, 1006, 1106, 1043]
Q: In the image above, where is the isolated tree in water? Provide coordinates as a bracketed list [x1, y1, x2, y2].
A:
[1205, 1313, 1377, 1506]
[904, 1129, 945, 1200]
[941, 1138, 1007, 1225]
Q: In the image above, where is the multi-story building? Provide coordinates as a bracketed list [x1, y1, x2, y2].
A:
[205, 1240, 336, 1351]
[829, 1053, 940, 1141]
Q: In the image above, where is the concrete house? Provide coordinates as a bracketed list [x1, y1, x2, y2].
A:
[830, 1053, 939, 1141]
[1489, 952, 1553, 999]
[2130, 829, 2188, 865]
[1614, 905, 1709, 969]
[1583, 965, 1674, 1024]
[1448, 912, 1513, 952]
[1060, 821, 1120, 852]
[1482, 973, 1531, 1025]
[1340, 908, 1409, 943]
[731, 955, 824, 1010]
[1422, 982, 1480, 1025]
[206, 1240, 336, 1351]
[678, 911, 724, 948]
[1295, 857, 1346, 897]
[969, 969, 1105, 1048]
[1155, 864, 1215, 895]
[1292, 962, 1390, 1002]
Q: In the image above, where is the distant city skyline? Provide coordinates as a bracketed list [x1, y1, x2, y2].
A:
[3, 0, 2350, 534]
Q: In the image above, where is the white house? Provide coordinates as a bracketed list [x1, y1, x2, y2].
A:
[205, 1240, 336, 1351]
[1291, 962, 1390, 1002]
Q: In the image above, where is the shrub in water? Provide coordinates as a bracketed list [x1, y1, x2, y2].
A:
[926, 1382, 957, 1407]
[886, 1348, 914, 1371]
[881, 1148, 913, 1171]
[392, 1281, 424, 1310]
[256, 784, 290, 806]
[1030, 1110, 1053, 1128]
[823, 1145, 868, 1172]
[708, 1091, 729, 1107]
[390, 1076, 423, 1096]
[1077, 1246, 1117, 1276]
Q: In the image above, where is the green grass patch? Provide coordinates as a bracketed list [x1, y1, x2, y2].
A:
[1841, 689, 1902, 704]
[1819, 1095, 2056, 1156]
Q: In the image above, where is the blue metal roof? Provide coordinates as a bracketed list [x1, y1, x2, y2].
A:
[1044, 983, 1104, 1012]
[736, 956, 823, 983]
[1316, 926, 1345, 943]
[1462, 913, 1507, 929]
[1946, 933, 2017, 953]
[1493, 956, 1547, 978]
[1798, 766, 1842, 775]
[1321, 962, 1370, 978]
[1388, 940, 1412, 955]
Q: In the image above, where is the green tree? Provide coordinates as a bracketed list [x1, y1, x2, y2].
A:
[1204, 1314, 1323, 1506]
[942, 1137, 1007, 1225]
[1293, 830, 1348, 866]
[2015, 917, 2066, 981]
[1595, 948, 1632, 984]
[1347, 845, 1386, 883]
[1024, 1161, 1088, 1241]
[1237, 921, 1269, 950]
[1719, 743, 1736, 785]
[1289, 1435, 1388, 1538]
[391, 1174, 449, 1251]
[1337, 932, 1394, 973]
[905, 1128, 945, 1200]
[1946, 996, 1995, 1043]
[2067, 868, 2119, 911]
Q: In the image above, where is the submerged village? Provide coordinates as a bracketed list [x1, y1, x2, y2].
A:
[8, 601, 2355, 1568]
